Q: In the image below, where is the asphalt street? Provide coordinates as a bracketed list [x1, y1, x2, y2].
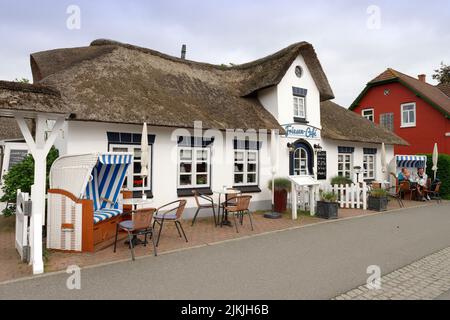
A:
[0, 203, 449, 300]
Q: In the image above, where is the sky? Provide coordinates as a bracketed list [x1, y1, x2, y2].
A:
[0, 0, 449, 107]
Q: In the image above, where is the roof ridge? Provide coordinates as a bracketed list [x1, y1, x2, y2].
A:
[90, 39, 312, 71]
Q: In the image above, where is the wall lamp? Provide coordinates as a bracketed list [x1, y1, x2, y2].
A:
[287, 143, 295, 152]
[313, 144, 323, 153]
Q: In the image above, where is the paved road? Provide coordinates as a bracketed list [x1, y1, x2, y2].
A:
[1, 203, 449, 300]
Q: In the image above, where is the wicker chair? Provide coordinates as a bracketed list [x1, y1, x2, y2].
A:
[113, 208, 157, 261]
[400, 180, 417, 200]
[222, 195, 253, 233]
[153, 200, 188, 247]
[191, 190, 217, 227]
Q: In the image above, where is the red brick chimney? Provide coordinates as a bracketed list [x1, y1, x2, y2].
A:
[418, 74, 426, 83]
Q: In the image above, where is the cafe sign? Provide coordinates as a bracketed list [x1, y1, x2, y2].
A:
[282, 124, 321, 140]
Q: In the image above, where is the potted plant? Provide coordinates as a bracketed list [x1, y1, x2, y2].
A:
[268, 178, 291, 213]
[368, 188, 388, 212]
[317, 191, 339, 219]
[330, 175, 353, 186]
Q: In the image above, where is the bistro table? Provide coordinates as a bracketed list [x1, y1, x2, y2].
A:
[213, 188, 241, 227]
[122, 198, 155, 245]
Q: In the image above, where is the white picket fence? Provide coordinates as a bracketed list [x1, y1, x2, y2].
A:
[323, 182, 368, 210]
[15, 189, 32, 263]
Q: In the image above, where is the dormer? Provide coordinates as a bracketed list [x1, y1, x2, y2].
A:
[254, 42, 334, 129]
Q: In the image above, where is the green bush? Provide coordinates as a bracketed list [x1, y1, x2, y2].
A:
[370, 188, 388, 198]
[320, 191, 337, 202]
[267, 177, 292, 192]
[422, 153, 450, 200]
[330, 175, 353, 186]
[1, 147, 59, 215]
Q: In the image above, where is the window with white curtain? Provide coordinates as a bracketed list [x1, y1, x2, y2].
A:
[401, 103, 416, 127]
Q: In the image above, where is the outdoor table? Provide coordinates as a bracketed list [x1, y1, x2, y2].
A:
[122, 198, 155, 246]
[213, 189, 241, 227]
[122, 198, 154, 212]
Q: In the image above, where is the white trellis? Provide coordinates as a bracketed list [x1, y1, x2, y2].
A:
[323, 183, 368, 210]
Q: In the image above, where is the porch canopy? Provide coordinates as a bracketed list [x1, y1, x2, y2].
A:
[395, 155, 427, 169]
[50, 153, 133, 223]
[0, 80, 68, 274]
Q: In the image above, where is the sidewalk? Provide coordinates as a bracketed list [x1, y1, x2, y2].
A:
[334, 246, 450, 300]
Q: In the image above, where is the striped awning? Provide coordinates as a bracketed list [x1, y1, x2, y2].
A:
[98, 154, 133, 165]
[396, 155, 427, 168]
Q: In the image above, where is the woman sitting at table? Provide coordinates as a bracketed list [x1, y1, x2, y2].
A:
[416, 167, 430, 201]
[398, 168, 411, 182]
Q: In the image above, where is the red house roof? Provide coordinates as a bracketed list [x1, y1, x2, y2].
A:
[351, 68, 450, 117]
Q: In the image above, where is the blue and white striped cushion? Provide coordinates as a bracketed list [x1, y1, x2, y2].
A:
[93, 209, 122, 224]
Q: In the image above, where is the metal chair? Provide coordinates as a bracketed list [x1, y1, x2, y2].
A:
[113, 208, 157, 261]
[191, 190, 217, 226]
[222, 195, 253, 233]
[428, 182, 442, 204]
[389, 172, 404, 208]
[153, 200, 188, 247]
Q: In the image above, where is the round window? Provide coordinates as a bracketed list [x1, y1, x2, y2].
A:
[295, 66, 303, 78]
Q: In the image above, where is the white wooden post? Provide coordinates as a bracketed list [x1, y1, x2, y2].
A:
[15, 113, 65, 275]
[309, 185, 315, 216]
[362, 182, 367, 210]
[291, 181, 297, 220]
[356, 183, 361, 209]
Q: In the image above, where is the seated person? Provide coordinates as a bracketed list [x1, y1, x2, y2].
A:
[416, 167, 430, 201]
[398, 168, 411, 182]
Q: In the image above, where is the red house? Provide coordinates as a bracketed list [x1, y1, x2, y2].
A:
[350, 68, 450, 155]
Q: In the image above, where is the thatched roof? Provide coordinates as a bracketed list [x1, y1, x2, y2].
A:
[321, 100, 408, 146]
[351, 68, 450, 117]
[0, 118, 24, 141]
[0, 80, 64, 116]
[29, 39, 334, 131]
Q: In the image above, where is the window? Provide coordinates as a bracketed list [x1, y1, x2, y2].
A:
[110, 144, 151, 192]
[234, 150, 258, 186]
[380, 113, 394, 131]
[293, 96, 306, 119]
[362, 109, 374, 122]
[178, 147, 210, 188]
[294, 147, 309, 175]
[338, 154, 353, 179]
[363, 154, 376, 180]
[401, 103, 416, 127]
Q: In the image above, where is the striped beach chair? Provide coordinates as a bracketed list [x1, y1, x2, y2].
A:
[85, 154, 133, 224]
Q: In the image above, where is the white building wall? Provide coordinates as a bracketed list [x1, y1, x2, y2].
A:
[54, 121, 275, 218]
[320, 139, 395, 186]
[275, 54, 322, 129]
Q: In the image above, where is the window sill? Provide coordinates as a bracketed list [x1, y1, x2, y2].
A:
[232, 185, 262, 193]
[131, 190, 153, 199]
[400, 124, 416, 128]
[177, 188, 213, 197]
[293, 117, 309, 124]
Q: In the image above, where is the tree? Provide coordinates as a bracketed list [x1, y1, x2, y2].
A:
[1, 147, 59, 216]
[432, 62, 450, 84]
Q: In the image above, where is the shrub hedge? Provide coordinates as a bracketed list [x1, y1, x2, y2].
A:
[422, 153, 450, 200]
[1, 147, 59, 215]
